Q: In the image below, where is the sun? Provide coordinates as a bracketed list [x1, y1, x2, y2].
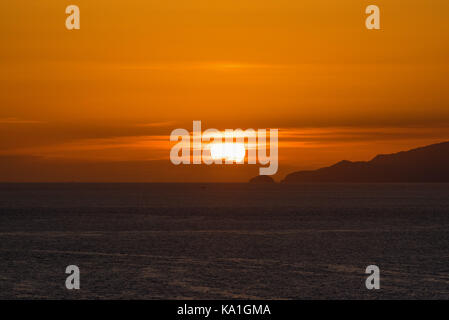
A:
[210, 143, 246, 162]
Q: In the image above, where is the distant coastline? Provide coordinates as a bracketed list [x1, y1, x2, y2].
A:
[282, 141, 449, 183]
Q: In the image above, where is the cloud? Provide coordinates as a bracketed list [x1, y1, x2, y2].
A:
[0, 117, 44, 124]
[136, 121, 177, 127]
[116, 61, 289, 72]
[278, 126, 449, 145]
[0, 135, 169, 162]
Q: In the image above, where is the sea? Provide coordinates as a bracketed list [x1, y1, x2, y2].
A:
[0, 183, 448, 299]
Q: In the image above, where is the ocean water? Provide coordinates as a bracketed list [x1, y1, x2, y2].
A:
[0, 183, 448, 299]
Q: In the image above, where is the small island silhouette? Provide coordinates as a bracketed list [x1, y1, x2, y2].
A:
[282, 141, 449, 183]
[249, 175, 275, 184]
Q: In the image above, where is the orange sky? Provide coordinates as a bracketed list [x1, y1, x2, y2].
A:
[1, 0, 449, 181]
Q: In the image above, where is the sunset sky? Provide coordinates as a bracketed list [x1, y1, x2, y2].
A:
[1, 0, 449, 181]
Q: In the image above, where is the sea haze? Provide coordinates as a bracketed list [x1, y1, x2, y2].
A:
[0, 183, 448, 299]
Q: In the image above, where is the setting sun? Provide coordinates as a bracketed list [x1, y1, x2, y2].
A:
[210, 143, 246, 162]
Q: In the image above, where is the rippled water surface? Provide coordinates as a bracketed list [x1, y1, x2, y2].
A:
[1, 183, 448, 299]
